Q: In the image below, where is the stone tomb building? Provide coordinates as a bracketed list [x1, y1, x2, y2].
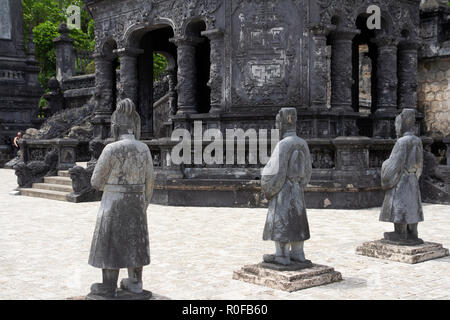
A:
[84, 0, 425, 209]
[0, 0, 43, 165]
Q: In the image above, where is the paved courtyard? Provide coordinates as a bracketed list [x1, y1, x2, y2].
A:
[0, 168, 449, 300]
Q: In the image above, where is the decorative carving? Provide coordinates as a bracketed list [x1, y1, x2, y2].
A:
[67, 139, 105, 203]
[398, 41, 420, 110]
[231, 0, 303, 107]
[373, 36, 399, 112]
[309, 24, 335, 109]
[170, 37, 203, 114]
[14, 148, 59, 188]
[311, 147, 335, 169]
[201, 29, 225, 113]
[317, 0, 420, 39]
[329, 29, 360, 112]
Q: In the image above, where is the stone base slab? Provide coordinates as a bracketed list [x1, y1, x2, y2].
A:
[232, 263, 342, 292]
[86, 289, 153, 300]
[356, 240, 449, 264]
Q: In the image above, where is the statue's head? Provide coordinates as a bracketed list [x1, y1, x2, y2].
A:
[111, 98, 141, 141]
[395, 108, 416, 138]
[276, 108, 297, 137]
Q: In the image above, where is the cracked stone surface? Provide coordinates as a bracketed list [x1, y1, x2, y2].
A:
[0, 168, 449, 300]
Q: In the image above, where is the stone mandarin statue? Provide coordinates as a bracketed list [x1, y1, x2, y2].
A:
[261, 108, 312, 266]
[380, 108, 424, 245]
[88, 98, 155, 299]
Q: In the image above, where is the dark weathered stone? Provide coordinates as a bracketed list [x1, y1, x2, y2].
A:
[67, 139, 104, 203]
[261, 108, 312, 266]
[13, 148, 58, 188]
[87, 99, 155, 299]
[0, 0, 43, 154]
[379, 109, 424, 241]
[86, 289, 152, 301]
[260, 259, 313, 271]
[79, 0, 439, 209]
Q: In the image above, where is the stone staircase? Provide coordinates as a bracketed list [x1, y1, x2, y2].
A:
[19, 171, 73, 202]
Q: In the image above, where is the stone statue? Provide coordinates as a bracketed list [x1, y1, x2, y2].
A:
[13, 148, 58, 188]
[380, 108, 424, 245]
[261, 108, 312, 266]
[87, 98, 155, 299]
[67, 139, 105, 203]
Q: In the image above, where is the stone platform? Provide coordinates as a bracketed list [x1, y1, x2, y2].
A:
[86, 289, 153, 300]
[356, 240, 449, 264]
[233, 263, 342, 292]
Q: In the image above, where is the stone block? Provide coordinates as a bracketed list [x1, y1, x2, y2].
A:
[425, 92, 435, 101]
[86, 289, 153, 300]
[356, 240, 449, 264]
[232, 263, 342, 292]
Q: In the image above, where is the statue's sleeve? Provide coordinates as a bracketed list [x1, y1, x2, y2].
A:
[381, 140, 406, 190]
[261, 143, 288, 200]
[415, 140, 423, 179]
[301, 143, 312, 187]
[145, 148, 156, 208]
[91, 146, 113, 191]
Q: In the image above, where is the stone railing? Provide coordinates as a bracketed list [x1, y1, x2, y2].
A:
[19, 138, 82, 170]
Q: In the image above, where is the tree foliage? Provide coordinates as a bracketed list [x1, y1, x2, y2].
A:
[23, 0, 168, 92]
[23, 0, 95, 89]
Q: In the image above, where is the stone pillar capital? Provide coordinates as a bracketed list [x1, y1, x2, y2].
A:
[201, 28, 224, 41]
[169, 36, 204, 47]
[330, 28, 360, 41]
[372, 36, 399, 48]
[398, 40, 422, 51]
[114, 47, 144, 57]
[309, 24, 336, 36]
[53, 23, 74, 44]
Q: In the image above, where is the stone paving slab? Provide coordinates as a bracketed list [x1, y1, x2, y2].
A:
[0, 168, 449, 300]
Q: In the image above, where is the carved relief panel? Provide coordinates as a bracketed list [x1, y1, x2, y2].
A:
[230, 0, 307, 108]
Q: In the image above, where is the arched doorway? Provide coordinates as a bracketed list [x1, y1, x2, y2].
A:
[132, 25, 177, 139]
[185, 20, 211, 113]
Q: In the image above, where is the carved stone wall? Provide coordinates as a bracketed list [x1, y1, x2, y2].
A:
[418, 57, 450, 138]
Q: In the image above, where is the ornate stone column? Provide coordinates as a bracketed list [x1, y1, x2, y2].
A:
[91, 52, 116, 139]
[201, 28, 225, 114]
[310, 24, 335, 109]
[167, 67, 178, 116]
[116, 47, 143, 106]
[329, 28, 360, 112]
[170, 37, 203, 114]
[373, 36, 399, 113]
[372, 36, 399, 138]
[398, 41, 420, 110]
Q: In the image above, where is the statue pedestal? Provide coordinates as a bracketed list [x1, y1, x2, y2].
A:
[356, 240, 449, 264]
[85, 289, 153, 300]
[232, 263, 342, 292]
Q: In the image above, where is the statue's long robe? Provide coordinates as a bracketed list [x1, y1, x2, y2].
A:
[88, 135, 155, 269]
[380, 133, 424, 224]
[261, 135, 312, 242]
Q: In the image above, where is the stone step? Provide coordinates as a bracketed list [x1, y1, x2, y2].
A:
[44, 176, 72, 186]
[58, 170, 70, 178]
[32, 183, 73, 193]
[19, 188, 69, 202]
